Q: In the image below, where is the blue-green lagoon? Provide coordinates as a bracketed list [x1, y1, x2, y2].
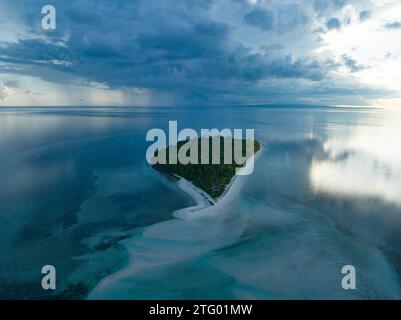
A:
[1, 105, 401, 299]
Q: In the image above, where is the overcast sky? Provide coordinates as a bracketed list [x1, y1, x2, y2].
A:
[1, 0, 401, 107]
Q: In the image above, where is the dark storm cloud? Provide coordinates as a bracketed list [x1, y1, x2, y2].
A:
[202, 44, 330, 82]
[243, 5, 309, 33]
[385, 21, 401, 30]
[0, 0, 341, 104]
[342, 55, 365, 73]
[359, 10, 371, 22]
[313, 0, 346, 15]
[326, 17, 341, 30]
[244, 8, 274, 31]
[275, 5, 309, 33]
[0, 39, 71, 66]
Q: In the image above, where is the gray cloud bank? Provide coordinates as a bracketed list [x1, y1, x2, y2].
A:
[0, 0, 389, 105]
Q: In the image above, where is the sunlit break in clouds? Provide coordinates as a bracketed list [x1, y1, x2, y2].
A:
[1, 0, 401, 107]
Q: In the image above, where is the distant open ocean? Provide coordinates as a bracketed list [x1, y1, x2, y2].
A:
[1, 105, 401, 299]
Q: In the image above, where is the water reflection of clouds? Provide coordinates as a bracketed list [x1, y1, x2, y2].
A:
[310, 111, 401, 206]
[0, 108, 155, 157]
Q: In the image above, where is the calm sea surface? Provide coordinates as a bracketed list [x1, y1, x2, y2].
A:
[1, 106, 401, 299]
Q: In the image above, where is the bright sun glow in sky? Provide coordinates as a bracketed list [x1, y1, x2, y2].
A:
[0, 0, 401, 107]
[320, 2, 401, 95]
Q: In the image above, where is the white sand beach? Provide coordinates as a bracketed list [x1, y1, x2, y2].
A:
[88, 147, 263, 299]
[173, 146, 264, 220]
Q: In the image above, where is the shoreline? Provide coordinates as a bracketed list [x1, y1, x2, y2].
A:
[87, 145, 264, 298]
[172, 176, 216, 219]
[173, 145, 264, 220]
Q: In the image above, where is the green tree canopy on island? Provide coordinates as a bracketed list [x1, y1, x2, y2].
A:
[152, 136, 261, 199]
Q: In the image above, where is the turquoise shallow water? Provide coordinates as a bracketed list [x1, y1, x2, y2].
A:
[1, 106, 401, 299]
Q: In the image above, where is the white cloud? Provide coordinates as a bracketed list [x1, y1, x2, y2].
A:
[0, 83, 12, 100]
[317, 1, 401, 97]
[0, 0, 401, 106]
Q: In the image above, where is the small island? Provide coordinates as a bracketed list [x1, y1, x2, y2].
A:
[152, 136, 261, 200]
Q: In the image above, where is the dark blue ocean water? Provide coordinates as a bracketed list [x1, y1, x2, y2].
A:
[1, 106, 401, 299]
